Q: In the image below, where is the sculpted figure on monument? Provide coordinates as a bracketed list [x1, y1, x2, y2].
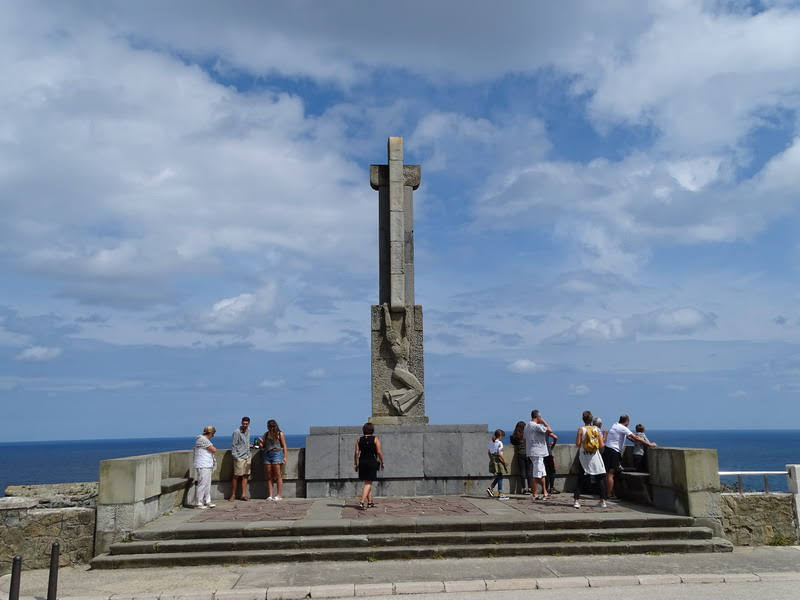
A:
[381, 302, 424, 415]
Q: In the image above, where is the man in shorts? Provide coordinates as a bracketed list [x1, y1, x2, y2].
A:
[524, 409, 554, 500]
[228, 416, 253, 501]
[604, 414, 655, 499]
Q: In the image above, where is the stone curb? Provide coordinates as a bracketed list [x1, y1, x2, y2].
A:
[9, 571, 799, 600]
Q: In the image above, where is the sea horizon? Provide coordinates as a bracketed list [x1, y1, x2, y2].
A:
[2, 426, 798, 445]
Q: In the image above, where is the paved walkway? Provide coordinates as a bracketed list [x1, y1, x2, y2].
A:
[2, 547, 799, 599]
[145, 493, 639, 533]
[2, 495, 798, 599]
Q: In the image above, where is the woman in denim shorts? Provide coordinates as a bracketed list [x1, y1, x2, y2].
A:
[260, 419, 287, 500]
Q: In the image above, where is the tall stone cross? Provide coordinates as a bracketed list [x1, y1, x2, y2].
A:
[369, 137, 427, 424]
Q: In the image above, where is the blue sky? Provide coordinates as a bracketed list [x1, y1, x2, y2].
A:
[2, 1, 800, 441]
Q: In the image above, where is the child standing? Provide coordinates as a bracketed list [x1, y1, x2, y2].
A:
[632, 424, 651, 472]
[487, 429, 509, 499]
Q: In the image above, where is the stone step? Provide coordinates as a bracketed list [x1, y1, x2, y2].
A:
[110, 526, 714, 555]
[130, 514, 696, 541]
[90, 537, 733, 569]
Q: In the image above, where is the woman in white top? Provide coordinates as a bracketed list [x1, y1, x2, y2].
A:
[193, 425, 217, 509]
[574, 411, 607, 509]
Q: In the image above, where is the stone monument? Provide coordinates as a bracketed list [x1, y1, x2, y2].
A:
[369, 137, 426, 424]
[303, 137, 489, 498]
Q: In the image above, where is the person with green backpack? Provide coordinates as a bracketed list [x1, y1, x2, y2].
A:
[574, 410, 607, 509]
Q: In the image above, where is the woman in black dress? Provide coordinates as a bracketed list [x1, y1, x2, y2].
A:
[353, 422, 385, 509]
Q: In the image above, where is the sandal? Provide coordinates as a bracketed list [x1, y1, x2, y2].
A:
[358, 502, 365, 510]
[368, 502, 375, 508]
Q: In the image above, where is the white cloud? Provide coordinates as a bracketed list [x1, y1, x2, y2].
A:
[15, 346, 62, 361]
[507, 359, 546, 374]
[729, 389, 748, 398]
[666, 383, 686, 392]
[568, 383, 590, 396]
[547, 307, 716, 344]
[259, 378, 285, 388]
[308, 368, 326, 378]
[194, 284, 279, 335]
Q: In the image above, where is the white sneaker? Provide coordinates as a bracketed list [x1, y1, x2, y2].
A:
[486, 487, 494, 497]
[498, 495, 509, 500]
[273, 496, 282, 501]
[196, 504, 208, 510]
[267, 496, 275, 501]
[598, 500, 607, 508]
[573, 501, 581, 509]
[206, 503, 216, 508]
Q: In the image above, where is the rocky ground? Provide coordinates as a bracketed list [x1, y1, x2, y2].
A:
[3, 482, 97, 508]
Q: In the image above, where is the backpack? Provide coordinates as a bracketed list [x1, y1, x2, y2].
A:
[582, 426, 600, 453]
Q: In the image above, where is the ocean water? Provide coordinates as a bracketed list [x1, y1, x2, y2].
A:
[0, 430, 797, 496]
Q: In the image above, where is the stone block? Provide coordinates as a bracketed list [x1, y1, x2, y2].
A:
[393, 581, 444, 594]
[306, 435, 340, 480]
[378, 432, 424, 478]
[755, 571, 800, 581]
[354, 583, 392, 597]
[423, 432, 461, 477]
[98, 457, 146, 504]
[536, 577, 588, 589]
[169, 451, 192, 478]
[680, 573, 724, 584]
[415, 478, 447, 496]
[444, 580, 486, 593]
[462, 431, 490, 476]
[305, 482, 328, 497]
[588, 576, 639, 587]
[308, 583, 355, 598]
[724, 573, 761, 582]
[638, 574, 682, 585]
[377, 479, 416, 497]
[214, 589, 266, 600]
[266, 586, 309, 600]
[0, 498, 38, 510]
[686, 490, 720, 518]
[337, 433, 362, 479]
[485, 578, 537, 591]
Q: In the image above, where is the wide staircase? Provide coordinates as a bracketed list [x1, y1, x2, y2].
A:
[91, 512, 732, 568]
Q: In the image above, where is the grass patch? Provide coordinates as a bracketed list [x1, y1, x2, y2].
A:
[366, 556, 377, 562]
[769, 535, 795, 546]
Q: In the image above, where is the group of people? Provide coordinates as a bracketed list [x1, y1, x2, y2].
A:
[191, 416, 288, 508]
[487, 411, 656, 508]
[191, 412, 654, 510]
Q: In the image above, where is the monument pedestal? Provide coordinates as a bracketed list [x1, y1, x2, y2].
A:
[304, 424, 490, 498]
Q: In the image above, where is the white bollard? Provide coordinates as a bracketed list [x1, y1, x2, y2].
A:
[786, 465, 800, 543]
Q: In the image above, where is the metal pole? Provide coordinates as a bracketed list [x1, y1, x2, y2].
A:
[737, 474, 743, 493]
[764, 475, 770, 493]
[47, 542, 60, 600]
[9, 555, 21, 600]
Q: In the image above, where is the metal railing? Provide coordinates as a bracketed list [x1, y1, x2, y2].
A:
[718, 470, 788, 493]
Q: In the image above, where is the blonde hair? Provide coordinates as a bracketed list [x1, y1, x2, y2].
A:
[202, 425, 216, 435]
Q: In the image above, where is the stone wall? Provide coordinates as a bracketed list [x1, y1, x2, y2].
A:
[0, 497, 94, 575]
[720, 493, 798, 545]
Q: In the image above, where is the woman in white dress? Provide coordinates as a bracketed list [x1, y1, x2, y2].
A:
[574, 411, 607, 509]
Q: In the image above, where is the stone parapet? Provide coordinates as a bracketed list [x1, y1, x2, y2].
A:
[0, 498, 94, 575]
[720, 493, 798, 545]
[304, 424, 489, 497]
[94, 447, 305, 554]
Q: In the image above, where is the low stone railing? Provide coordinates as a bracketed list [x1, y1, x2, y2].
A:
[0, 497, 94, 575]
[95, 447, 304, 554]
[717, 465, 800, 545]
